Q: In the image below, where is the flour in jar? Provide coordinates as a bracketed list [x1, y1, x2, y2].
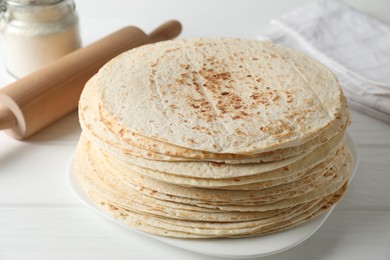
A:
[0, 0, 81, 78]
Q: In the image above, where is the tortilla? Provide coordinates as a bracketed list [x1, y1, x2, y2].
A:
[74, 38, 353, 238]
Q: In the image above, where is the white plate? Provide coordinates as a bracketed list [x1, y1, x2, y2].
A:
[67, 134, 358, 259]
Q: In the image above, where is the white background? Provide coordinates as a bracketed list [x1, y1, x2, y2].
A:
[1, 0, 390, 259]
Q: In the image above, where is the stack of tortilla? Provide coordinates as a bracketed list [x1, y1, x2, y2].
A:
[74, 38, 353, 238]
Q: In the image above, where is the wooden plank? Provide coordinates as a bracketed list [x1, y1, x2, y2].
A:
[0, 209, 389, 259]
[349, 110, 390, 146]
[0, 208, 203, 260]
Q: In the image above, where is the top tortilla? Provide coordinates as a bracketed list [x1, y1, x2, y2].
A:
[96, 38, 345, 154]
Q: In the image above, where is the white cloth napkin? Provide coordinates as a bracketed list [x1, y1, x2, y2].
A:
[266, 0, 390, 123]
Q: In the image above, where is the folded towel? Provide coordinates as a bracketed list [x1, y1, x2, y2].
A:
[266, 0, 390, 123]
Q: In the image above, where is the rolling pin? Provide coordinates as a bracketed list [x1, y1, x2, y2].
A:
[0, 20, 182, 140]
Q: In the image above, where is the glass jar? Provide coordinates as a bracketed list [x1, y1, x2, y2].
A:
[0, 0, 81, 78]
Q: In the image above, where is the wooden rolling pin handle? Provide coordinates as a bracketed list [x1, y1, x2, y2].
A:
[0, 106, 16, 130]
[0, 20, 182, 139]
[148, 20, 183, 43]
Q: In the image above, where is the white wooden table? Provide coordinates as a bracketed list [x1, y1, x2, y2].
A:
[1, 1, 390, 259]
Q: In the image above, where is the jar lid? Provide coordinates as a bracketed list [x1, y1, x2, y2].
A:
[4, 0, 64, 6]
